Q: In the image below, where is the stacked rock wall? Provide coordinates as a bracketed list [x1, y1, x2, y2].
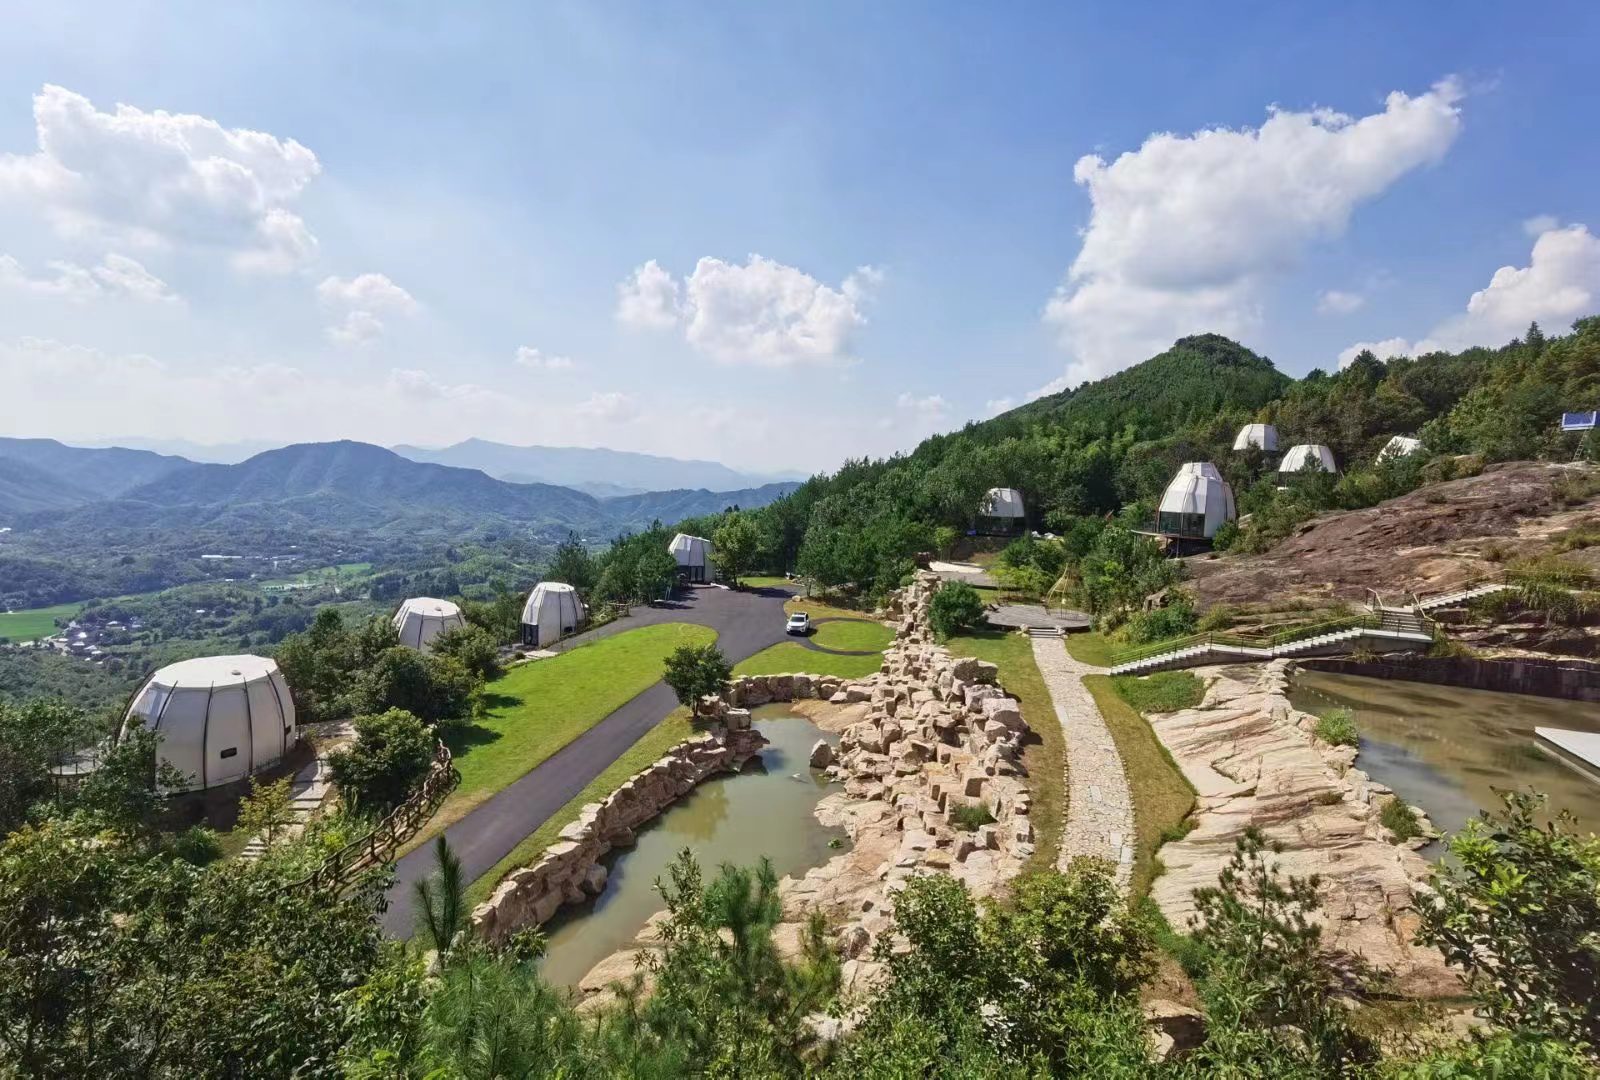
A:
[471, 720, 766, 944]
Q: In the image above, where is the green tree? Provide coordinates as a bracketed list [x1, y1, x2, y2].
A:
[928, 580, 986, 639]
[546, 532, 599, 595]
[328, 708, 435, 814]
[414, 835, 467, 961]
[662, 642, 732, 718]
[430, 623, 503, 682]
[1416, 791, 1600, 1057]
[712, 514, 761, 587]
[235, 775, 294, 848]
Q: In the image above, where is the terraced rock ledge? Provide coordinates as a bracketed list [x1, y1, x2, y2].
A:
[1145, 659, 1460, 998]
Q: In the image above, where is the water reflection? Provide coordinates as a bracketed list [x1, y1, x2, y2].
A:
[538, 709, 847, 988]
[1288, 671, 1600, 851]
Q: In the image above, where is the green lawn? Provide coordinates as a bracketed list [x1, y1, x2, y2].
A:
[948, 628, 1064, 877]
[811, 618, 893, 652]
[464, 708, 703, 907]
[738, 575, 795, 590]
[409, 622, 716, 849]
[1110, 672, 1203, 714]
[1084, 674, 1196, 896]
[0, 602, 85, 642]
[1064, 630, 1113, 667]
[733, 642, 883, 680]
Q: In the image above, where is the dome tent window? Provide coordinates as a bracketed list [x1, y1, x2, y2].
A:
[392, 597, 465, 651]
[1232, 423, 1279, 452]
[669, 533, 714, 584]
[121, 654, 296, 792]
[1278, 443, 1338, 475]
[1156, 462, 1237, 540]
[1377, 435, 1424, 463]
[521, 582, 586, 648]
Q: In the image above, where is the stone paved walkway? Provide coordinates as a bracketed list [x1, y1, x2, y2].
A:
[1030, 637, 1135, 890]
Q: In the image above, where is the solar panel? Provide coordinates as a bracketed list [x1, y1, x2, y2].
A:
[1561, 412, 1598, 431]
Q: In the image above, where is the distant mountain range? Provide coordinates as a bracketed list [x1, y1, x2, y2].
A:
[0, 437, 797, 537]
[391, 438, 798, 496]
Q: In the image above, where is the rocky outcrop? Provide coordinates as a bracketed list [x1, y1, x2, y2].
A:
[471, 719, 767, 944]
[774, 571, 1035, 992]
[1145, 660, 1460, 998]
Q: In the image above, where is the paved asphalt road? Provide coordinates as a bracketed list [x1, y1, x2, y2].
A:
[380, 584, 793, 936]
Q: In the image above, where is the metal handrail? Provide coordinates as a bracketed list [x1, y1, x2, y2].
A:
[1110, 613, 1383, 667]
[278, 739, 458, 895]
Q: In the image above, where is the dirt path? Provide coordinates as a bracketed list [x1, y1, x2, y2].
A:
[1030, 637, 1135, 889]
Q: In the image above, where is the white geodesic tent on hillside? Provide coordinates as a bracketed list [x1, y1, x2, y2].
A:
[1232, 423, 1279, 452]
[981, 487, 1025, 519]
[1157, 462, 1237, 539]
[521, 582, 586, 648]
[1377, 435, 1424, 462]
[1279, 443, 1338, 475]
[121, 655, 297, 792]
[669, 533, 713, 583]
[392, 597, 464, 651]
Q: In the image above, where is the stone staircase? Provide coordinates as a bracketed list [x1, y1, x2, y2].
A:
[1413, 581, 1510, 611]
[1110, 608, 1433, 676]
[239, 753, 337, 861]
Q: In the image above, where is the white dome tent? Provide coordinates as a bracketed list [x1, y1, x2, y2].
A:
[121, 655, 296, 792]
[1156, 462, 1237, 540]
[978, 487, 1026, 534]
[1232, 423, 1279, 452]
[669, 533, 714, 584]
[392, 597, 464, 651]
[1377, 435, 1424, 462]
[521, 582, 586, 648]
[1278, 444, 1338, 475]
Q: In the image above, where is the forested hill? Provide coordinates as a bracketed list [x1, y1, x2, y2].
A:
[703, 317, 1600, 602]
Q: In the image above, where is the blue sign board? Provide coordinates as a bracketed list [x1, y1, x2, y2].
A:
[1562, 412, 1598, 431]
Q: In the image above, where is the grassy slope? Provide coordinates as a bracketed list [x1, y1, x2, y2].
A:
[464, 708, 701, 907]
[412, 622, 715, 849]
[0, 601, 87, 641]
[1064, 631, 1113, 667]
[1083, 674, 1197, 897]
[811, 618, 893, 652]
[733, 643, 883, 679]
[948, 628, 1064, 876]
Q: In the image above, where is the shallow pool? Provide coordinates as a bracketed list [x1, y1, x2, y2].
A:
[537, 708, 847, 988]
[1289, 670, 1600, 848]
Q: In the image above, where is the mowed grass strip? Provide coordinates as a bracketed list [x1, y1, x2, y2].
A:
[949, 628, 1064, 877]
[811, 617, 893, 652]
[463, 708, 702, 908]
[412, 622, 716, 848]
[1083, 674, 1196, 897]
[733, 643, 883, 680]
[0, 601, 85, 642]
[1063, 630, 1113, 667]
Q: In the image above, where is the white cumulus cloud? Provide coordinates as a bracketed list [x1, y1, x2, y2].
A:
[0, 85, 321, 273]
[1317, 289, 1366, 315]
[1338, 222, 1600, 367]
[615, 254, 877, 367]
[0, 251, 176, 302]
[514, 346, 575, 371]
[318, 272, 417, 345]
[1044, 78, 1464, 384]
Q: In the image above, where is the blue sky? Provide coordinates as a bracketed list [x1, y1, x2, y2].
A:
[2, 2, 1597, 474]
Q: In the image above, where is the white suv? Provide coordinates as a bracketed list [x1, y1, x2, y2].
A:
[786, 611, 811, 635]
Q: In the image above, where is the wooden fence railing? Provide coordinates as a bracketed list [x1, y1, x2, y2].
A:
[280, 740, 458, 895]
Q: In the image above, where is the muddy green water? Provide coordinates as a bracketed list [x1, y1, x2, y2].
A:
[1288, 671, 1600, 849]
[538, 709, 847, 988]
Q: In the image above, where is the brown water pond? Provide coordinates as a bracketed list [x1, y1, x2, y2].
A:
[1288, 670, 1600, 850]
[538, 708, 847, 988]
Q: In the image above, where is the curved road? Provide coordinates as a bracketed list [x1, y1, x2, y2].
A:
[381, 584, 794, 936]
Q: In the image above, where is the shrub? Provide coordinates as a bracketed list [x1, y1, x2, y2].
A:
[1314, 707, 1358, 747]
[949, 802, 996, 831]
[1121, 591, 1198, 644]
[328, 708, 435, 815]
[1417, 791, 1600, 1055]
[928, 581, 987, 639]
[1380, 798, 1421, 843]
[1197, 603, 1238, 632]
[1210, 519, 1241, 551]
